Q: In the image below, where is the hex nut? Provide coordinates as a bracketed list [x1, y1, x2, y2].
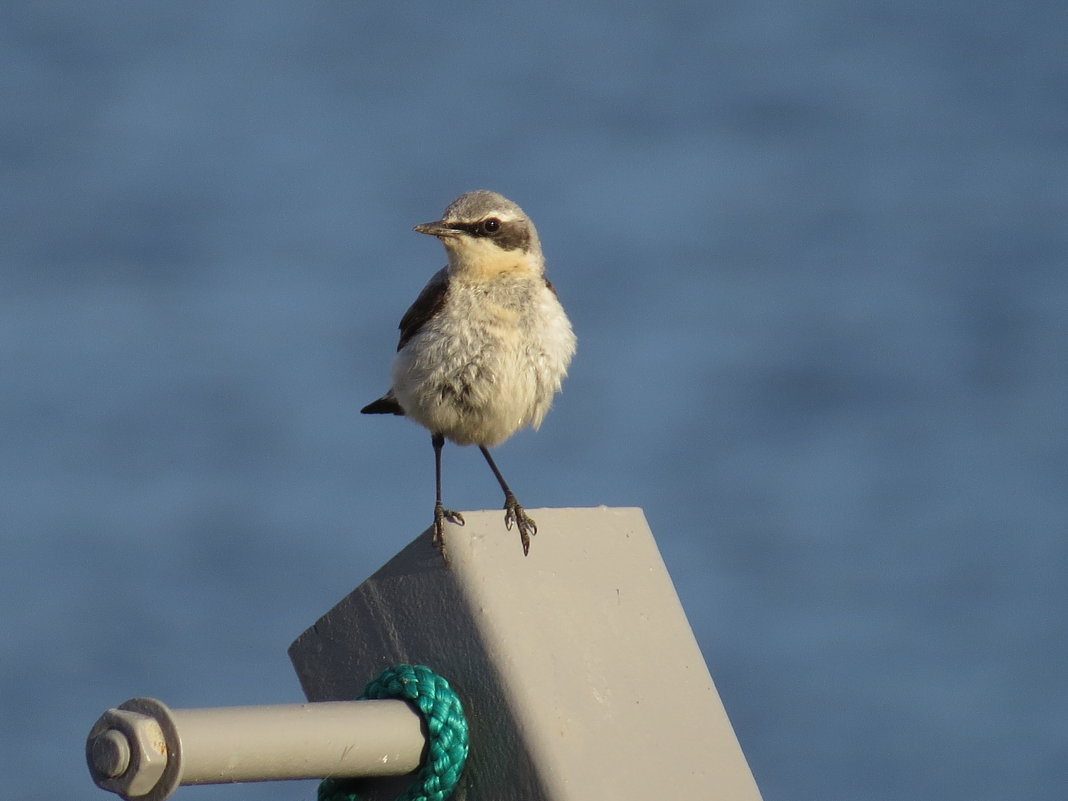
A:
[87, 708, 169, 797]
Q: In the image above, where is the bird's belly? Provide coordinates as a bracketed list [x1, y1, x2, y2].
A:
[391, 335, 548, 447]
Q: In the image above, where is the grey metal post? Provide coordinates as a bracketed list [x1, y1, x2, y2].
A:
[291, 507, 764, 801]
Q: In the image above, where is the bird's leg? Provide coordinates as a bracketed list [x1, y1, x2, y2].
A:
[479, 446, 537, 555]
[432, 433, 464, 558]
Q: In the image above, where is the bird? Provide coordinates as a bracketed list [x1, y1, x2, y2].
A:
[362, 190, 576, 559]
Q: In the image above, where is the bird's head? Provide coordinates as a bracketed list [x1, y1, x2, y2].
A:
[414, 190, 544, 280]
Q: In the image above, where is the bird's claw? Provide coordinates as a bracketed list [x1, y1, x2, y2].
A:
[503, 495, 537, 556]
[433, 503, 465, 563]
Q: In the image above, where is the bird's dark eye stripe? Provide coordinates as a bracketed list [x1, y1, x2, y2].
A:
[446, 217, 530, 251]
[452, 219, 502, 237]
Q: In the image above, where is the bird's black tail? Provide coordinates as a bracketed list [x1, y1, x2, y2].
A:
[361, 395, 405, 415]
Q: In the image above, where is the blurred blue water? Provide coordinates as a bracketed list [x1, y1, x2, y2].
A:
[3, 3, 1066, 799]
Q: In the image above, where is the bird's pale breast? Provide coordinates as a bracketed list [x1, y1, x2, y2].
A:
[391, 275, 574, 447]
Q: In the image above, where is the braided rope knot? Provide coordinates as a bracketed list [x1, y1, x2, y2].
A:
[318, 664, 469, 801]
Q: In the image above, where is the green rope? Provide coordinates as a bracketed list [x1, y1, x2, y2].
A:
[317, 664, 469, 801]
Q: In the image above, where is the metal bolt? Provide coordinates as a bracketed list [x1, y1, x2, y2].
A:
[89, 729, 131, 778]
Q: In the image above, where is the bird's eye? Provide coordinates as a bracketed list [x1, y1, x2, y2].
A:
[480, 218, 501, 235]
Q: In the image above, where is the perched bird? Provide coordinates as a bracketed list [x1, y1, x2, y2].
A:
[362, 191, 576, 558]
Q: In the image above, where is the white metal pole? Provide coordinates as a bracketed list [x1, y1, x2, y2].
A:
[86, 696, 424, 801]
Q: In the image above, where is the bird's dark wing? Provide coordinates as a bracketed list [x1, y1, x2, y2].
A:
[361, 269, 451, 417]
[397, 267, 450, 351]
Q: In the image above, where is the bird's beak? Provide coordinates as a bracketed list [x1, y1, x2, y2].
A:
[414, 220, 462, 237]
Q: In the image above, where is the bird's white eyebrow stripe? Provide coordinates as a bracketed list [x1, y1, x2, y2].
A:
[445, 209, 522, 224]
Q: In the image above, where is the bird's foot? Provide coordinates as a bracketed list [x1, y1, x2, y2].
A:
[433, 502, 465, 562]
[502, 493, 537, 556]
